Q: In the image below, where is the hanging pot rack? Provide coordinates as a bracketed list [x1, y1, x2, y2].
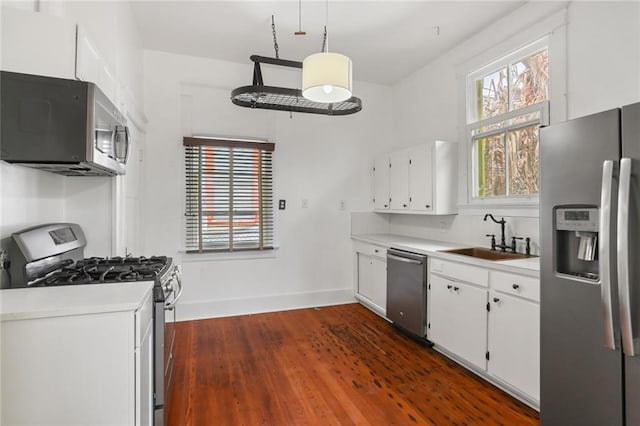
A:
[231, 55, 362, 116]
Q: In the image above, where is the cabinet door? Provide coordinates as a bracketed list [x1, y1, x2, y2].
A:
[371, 256, 387, 311]
[430, 275, 488, 369]
[357, 253, 375, 301]
[408, 144, 434, 211]
[488, 291, 540, 401]
[76, 25, 118, 105]
[389, 149, 410, 210]
[373, 157, 390, 210]
[1, 7, 76, 79]
[1, 311, 134, 424]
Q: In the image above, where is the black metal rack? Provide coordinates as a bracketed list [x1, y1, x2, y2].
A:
[230, 55, 362, 116]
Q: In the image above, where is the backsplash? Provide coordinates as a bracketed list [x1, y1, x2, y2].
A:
[351, 211, 540, 255]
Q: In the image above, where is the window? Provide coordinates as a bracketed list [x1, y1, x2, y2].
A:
[183, 137, 274, 253]
[467, 37, 549, 200]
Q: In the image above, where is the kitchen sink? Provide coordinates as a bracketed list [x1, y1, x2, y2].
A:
[440, 247, 533, 261]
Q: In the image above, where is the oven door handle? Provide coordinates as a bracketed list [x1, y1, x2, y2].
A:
[165, 269, 183, 310]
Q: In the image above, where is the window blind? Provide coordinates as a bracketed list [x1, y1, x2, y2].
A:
[183, 137, 274, 252]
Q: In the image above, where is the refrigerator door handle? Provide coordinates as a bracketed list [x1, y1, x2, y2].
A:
[617, 157, 637, 356]
[600, 160, 617, 350]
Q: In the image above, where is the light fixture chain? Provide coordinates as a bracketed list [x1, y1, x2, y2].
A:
[321, 26, 327, 53]
[271, 15, 279, 59]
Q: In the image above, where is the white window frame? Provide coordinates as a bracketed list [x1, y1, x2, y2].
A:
[465, 36, 550, 206]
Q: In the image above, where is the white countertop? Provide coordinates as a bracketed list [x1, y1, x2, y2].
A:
[0, 281, 154, 322]
[352, 233, 539, 277]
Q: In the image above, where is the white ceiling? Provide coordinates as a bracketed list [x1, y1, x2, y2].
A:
[130, 1, 525, 86]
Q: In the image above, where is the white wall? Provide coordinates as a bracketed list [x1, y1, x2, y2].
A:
[142, 50, 392, 320]
[0, 1, 145, 287]
[386, 1, 640, 251]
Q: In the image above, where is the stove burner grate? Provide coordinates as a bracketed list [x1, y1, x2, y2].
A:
[33, 256, 170, 286]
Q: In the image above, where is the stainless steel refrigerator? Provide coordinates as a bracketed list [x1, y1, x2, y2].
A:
[540, 102, 640, 425]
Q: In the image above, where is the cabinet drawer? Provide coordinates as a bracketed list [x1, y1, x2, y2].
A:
[354, 241, 387, 259]
[491, 271, 540, 302]
[430, 259, 489, 288]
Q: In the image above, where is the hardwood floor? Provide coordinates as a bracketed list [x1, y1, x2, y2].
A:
[167, 303, 539, 425]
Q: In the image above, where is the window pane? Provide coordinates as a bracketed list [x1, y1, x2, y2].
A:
[475, 67, 508, 121]
[475, 134, 506, 197]
[511, 49, 549, 110]
[507, 125, 539, 196]
[184, 140, 274, 253]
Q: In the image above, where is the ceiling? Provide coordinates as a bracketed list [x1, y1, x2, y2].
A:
[130, 1, 525, 86]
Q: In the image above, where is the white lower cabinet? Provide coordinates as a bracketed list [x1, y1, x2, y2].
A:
[429, 275, 488, 370]
[1, 289, 154, 425]
[488, 290, 540, 402]
[355, 242, 387, 316]
[357, 253, 375, 301]
[429, 258, 540, 408]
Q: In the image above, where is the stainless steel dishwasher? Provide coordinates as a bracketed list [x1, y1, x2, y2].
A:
[386, 248, 428, 339]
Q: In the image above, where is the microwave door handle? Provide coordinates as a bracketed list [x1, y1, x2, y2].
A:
[601, 160, 617, 350]
[123, 126, 130, 164]
[618, 158, 637, 356]
[114, 126, 130, 164]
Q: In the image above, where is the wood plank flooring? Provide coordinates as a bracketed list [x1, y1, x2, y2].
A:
[167, 303, 539, 425]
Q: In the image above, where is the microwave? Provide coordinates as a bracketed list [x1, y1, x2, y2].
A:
[0, 71, 129, 176]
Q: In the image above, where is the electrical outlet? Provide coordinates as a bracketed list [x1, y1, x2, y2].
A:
[339, 200, 346, 211]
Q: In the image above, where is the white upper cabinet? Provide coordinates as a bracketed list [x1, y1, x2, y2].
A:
[1, 7, 76, 79]
[373, 156, 390, 210]
[408, 144, 433, 211]
[76, 25, 119, 106]
[389, 149, 410, 210]
[1, 8, 121, 107]
[374, 141, 457, 215]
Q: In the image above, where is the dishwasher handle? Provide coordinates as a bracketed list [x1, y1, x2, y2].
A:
[387, 253, 423, 265]
[386, 248, 426, 265]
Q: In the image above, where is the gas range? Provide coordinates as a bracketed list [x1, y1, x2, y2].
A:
[33, 256, 171, 286]
[9, 223, 181, 426]
[24, 255, 178, 303]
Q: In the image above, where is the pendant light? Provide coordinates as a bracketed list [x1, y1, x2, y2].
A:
[302, 0, 353, 103]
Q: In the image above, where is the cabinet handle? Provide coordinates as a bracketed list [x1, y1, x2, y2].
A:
[425, 204, 431, 208]
[512, 284, 520, 290]
[447, 285, 452, 290]
[493, 297, 500, 303]
[453, 286, 459, 291]
[374, 249, 379, 253]
[384, 204, 388, 208]
[403, 204, 408, 208]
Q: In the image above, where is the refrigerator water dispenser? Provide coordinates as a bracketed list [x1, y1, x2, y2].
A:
[555, 207, 600, 281]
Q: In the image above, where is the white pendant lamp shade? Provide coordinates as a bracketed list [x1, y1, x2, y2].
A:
[302, 52, 353, 103]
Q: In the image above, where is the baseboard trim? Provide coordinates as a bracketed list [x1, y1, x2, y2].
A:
[175, 288, 356, 321]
